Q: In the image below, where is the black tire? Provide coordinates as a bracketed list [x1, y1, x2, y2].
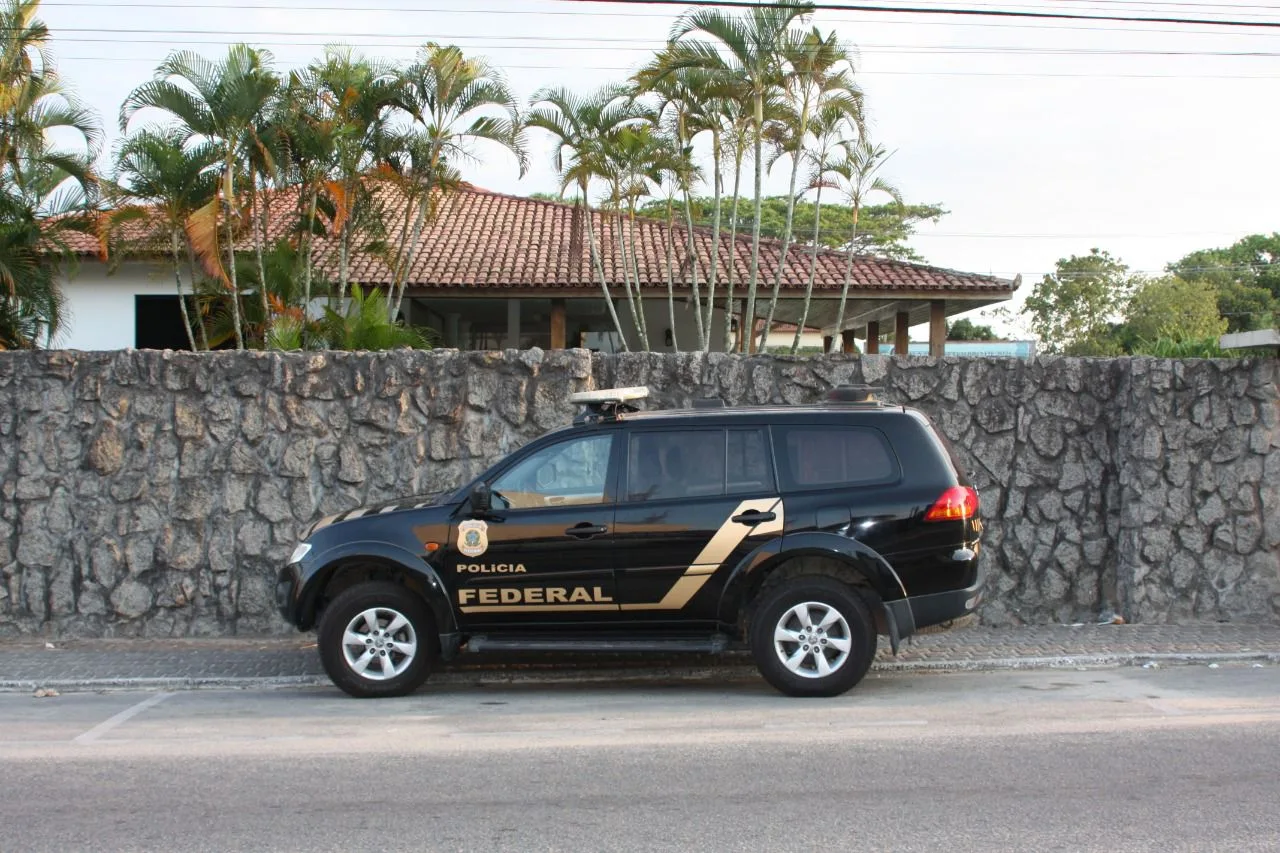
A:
[749, 576, 877, 698]
[317, 581, 435, 698]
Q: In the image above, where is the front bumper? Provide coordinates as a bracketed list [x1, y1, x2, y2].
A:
[275, 563, 303, 624]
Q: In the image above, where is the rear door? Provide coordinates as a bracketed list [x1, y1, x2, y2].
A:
[447, 430, 622, 628]
[611, 426, 782, 627]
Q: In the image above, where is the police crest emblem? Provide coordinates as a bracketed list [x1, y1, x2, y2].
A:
[457, 519, 489, 558]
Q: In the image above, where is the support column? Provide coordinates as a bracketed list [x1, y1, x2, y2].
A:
[550, 298, 566, 350]
[445, 313, 460, 349]
[506, 299, 521, 350]
[895, 310, 910, 356]
[865, 320, 880, 355]
[929, 299, 946, 358]
[737, 299, 748, 352]
[822, 335, 834, 354]
[841, 329, 856, 354]
[458, 319, 471, 351]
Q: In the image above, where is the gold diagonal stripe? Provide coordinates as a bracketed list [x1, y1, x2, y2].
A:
[620, 498, 783, 611]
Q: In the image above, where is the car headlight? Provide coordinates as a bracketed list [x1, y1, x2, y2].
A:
[288, 542, 312, 565]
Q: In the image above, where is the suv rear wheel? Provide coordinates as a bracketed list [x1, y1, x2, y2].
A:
[750, 576, 877, 697]
[317, 581, 434, 698]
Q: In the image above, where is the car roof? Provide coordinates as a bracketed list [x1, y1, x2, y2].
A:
[591, 402, 911, 428]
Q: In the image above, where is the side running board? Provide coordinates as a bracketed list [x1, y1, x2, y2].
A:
[464, 635, 732, 654]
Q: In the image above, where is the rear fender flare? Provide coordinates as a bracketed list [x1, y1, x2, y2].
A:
[716, 531, 907, 626]
[298, 540, 457, 635]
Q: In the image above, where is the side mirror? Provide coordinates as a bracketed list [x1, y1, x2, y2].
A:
[469, 483, 492, 517]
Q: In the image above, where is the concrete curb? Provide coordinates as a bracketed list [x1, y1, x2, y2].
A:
[2, 650, 1275, 693]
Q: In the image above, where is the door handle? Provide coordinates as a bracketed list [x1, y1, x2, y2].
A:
[565, 523, 608, 538]
[732, 510, 776, 526]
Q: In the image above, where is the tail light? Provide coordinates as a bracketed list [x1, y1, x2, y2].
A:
[925, 486, 978, 522]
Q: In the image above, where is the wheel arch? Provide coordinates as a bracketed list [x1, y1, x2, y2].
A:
[297, 541, 456, 635]
[718, 533, 907, 641]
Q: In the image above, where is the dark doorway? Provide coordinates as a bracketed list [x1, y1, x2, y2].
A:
[135, 295, 193, 351]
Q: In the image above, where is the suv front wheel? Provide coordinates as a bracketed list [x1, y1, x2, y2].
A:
[750, 576, 877, 698]
[317, 581, 435, 698]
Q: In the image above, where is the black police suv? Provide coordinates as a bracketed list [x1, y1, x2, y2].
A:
[276, 385, 983, 698]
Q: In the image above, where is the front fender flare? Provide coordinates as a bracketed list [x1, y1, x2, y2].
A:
[297, 540, 457, 635]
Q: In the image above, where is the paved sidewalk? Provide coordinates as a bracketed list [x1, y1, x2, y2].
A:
[1, 623, 1277, 692]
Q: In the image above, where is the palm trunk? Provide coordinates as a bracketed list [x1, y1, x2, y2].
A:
[702, 130, 724, 352]
[613, 209, 644, 350]
[170, 229, 197, 352]
[743, 90, 765, 355]
[626, 205, 650, 350]
[252, 184, 270, 345]
[664, 196, 678, 352]
[791, 177, 824, 354]
[758, 93, 812, 354]
[223, 166, 245, 351]
[302, 185, 318, 319]
[831, 201, 861, 354]
[185, 241, 211, 351]
[722, 143, 745, 352]
[681, 191, 704, 351]
[583, 190, 628, 352]
[389, 187, 430, 324]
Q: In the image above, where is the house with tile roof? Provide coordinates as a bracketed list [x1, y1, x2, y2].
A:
[54, 185, 1019, 353]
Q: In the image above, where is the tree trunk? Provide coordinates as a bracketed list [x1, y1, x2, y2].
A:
[831, 202, 861, 353]
[681, 192, 704, 351]
[390, 189, 430, 324]
[626, 205, 650, 350]
[743, 90, 765, 355]
[791, 177, 825, 354]
[583, 191, 629, 352]
[758, 92, 812, 353]
[613, 210, 644, 350]
[223, 165, 245, 351]
[170, 228, 198, 352]
[302, 186, 318, 320]
[252, 184, 270, 345]
[702, 130, 724, 352]
[185, 241, 210, 351]
[722, 143, 745, 352]
[664, 196, 678, 352]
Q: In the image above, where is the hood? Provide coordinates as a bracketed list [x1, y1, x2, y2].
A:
[303, 490, 453, 538]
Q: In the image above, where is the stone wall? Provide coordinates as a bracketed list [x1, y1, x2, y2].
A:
[0, 349, 1276, 637]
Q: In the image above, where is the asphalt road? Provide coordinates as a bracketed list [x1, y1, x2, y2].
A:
[2, 666, 1278, 852]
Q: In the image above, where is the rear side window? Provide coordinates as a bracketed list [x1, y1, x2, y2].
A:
[626, 428, 775, 501]
[776, 426, 899, 490]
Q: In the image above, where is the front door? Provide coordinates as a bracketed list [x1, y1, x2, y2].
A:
[448, 431, 621, 629]
[612, 426, 783, 628]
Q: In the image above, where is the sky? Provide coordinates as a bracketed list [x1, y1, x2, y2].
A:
[38, 0, 1280, 336]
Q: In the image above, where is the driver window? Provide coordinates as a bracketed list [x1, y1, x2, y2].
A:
[489, 434, 614, 510]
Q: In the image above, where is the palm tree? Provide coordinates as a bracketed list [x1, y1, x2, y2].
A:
[827, 137, 903, 353]
[757, 26, 863, 353]
[121, 44, 281, 350]
[790, 99, 859, 352]
[385, 42, 527, 323]
[0, 0, 101, 348]
[108, 127, 219, 350]
[664, 0, 814, 353]
[289, 46, 396, 303]
[527, 83, 646, 350]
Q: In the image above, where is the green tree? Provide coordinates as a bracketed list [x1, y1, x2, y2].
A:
[826, 137, 902, 353]
[1023, 249, 1131, 355]
[946, 317, 997, 340]
[527, 83, 647, 349]
[107, 127, 219, 350]
[663, 0, 814, 353]
[0, 0, 101, 348]
[1168, 233, 1280, 332]
[1123, 276, 1227, 345]
[121, 44, 281, 349]
[384, 43, 526, 323]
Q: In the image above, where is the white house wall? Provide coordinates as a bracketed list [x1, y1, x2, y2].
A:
[57, 260, 174, 351]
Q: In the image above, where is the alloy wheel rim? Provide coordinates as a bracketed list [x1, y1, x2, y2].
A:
[341, 607, 418, 681]
[773, 601, 852, 679]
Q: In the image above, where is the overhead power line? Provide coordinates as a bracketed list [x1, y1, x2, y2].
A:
[552, 0, 1280, 29]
